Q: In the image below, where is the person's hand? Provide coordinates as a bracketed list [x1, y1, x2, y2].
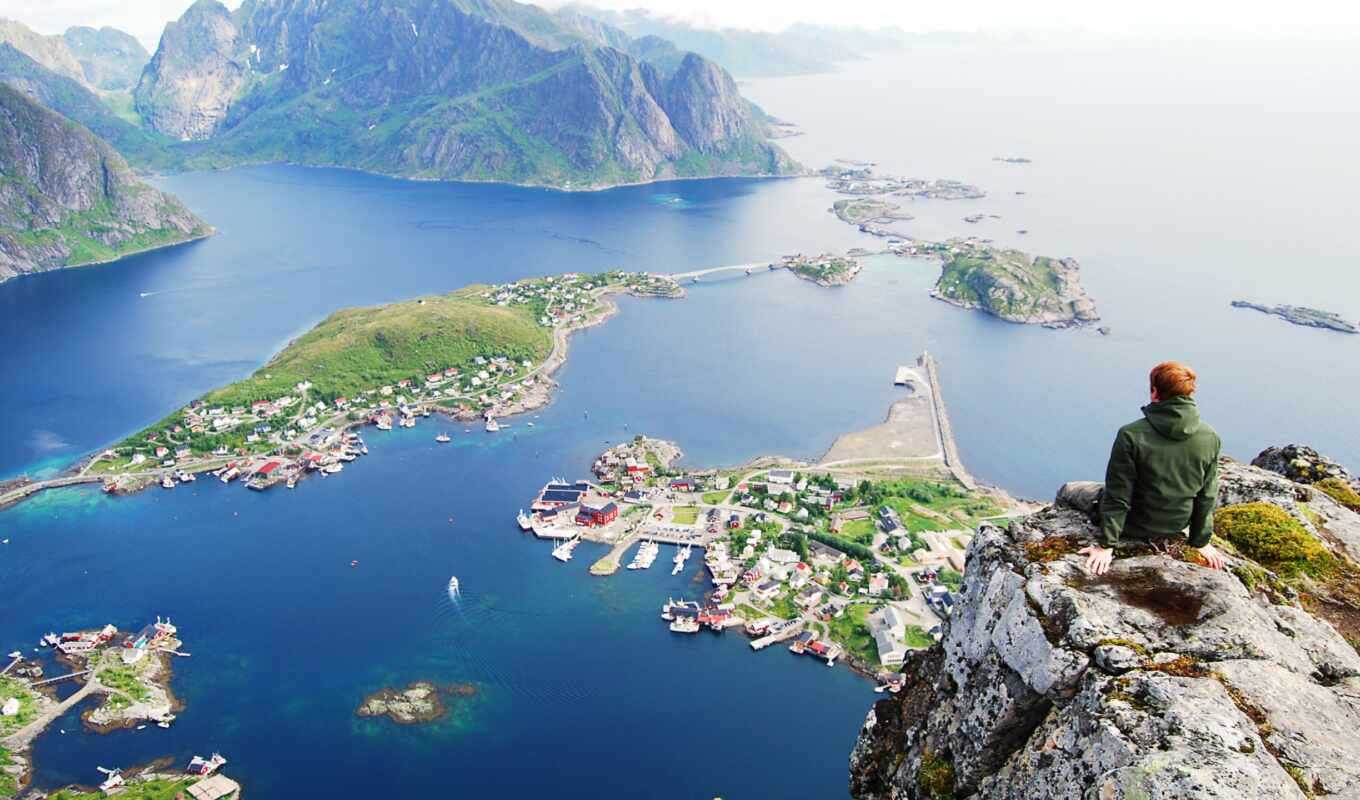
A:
[1080, 545, 1114, 575]
[1198, 543, 1226, 571]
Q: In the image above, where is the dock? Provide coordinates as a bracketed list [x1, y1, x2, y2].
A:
[894, 365, 912, 385]
[921, 352, 974, 489]
[589, 531, 640, 576]
[750, 619, 804, 650]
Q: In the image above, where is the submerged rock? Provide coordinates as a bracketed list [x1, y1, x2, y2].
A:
[849, 459, 1360, 800]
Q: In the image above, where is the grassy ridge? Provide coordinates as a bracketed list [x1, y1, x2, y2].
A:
[203, 288, 551, 407]
[935, 250, 1065, 319]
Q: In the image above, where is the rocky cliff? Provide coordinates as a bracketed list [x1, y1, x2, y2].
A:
[63, 25, 150, 92]
[850, 456, 1360, 799]
[132, 0, 796, 187]
[0, 84, 208, 282]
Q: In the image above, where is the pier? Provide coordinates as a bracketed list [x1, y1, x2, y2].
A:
[30, 669, 93, 687]
[922, 352, 974, 489]
[750, 619, 805, 650]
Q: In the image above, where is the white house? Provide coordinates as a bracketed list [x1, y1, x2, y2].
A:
[767, 469, 795, 486]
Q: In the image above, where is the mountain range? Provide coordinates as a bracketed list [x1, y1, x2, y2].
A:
[123, 0, 796, 187]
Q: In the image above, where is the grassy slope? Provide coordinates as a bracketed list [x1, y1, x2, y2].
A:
[119, 288, 551, 451]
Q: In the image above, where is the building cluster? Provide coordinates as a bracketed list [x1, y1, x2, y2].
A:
[42, 616, 178, 666]
[481, 271, 678, 328]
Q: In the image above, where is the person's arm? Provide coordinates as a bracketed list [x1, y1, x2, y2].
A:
[1098, 429, 1136, 547]
[1188, 438, 1221, 548]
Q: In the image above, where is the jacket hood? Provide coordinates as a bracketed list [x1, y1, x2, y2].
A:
[1142, 395, 1201, 441]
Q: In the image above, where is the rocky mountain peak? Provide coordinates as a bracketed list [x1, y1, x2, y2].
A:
[850, 457, 1360, 799]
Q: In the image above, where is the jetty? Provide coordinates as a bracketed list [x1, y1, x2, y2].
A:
[0, 475, 104, 510]
[922, 351, 974, 489]
[1, 676, 102, 750]
[750, 619, 805, 651]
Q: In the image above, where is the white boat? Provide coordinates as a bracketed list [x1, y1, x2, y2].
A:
[186, 753, 227, 777]
[97, 768, 124, 792]
[669, 617, 700, 634]
[552, 537, 581, 562]
[485, 418, 501, 433]
[671, 544, 692, 575]
[161, 475, 175, 489]
[435, 433, 451, 443]
[323, 462, 343, 474]
[448, 576, 460, 593]
[219, 467, 239, 484]
[627, 540, 660, 570]
[177, 471, 196, 482]
[376, 416, 393, 431]
[516, 510, 533, 531]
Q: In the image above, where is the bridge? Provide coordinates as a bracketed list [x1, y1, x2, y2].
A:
[0, 475, 104, 510]
[667, 261, 780, 282]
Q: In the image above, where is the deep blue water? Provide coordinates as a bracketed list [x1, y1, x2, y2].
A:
[3, 41, 1360, 799]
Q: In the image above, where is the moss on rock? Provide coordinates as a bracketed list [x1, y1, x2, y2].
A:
[1213, 503, 1337, 580]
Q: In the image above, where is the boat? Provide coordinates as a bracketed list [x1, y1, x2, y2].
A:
[485, 418, 501, 433]
[671, 544, 692, 575]
[219, 467, 239, 484]
[669, 617, 700, 634]
[177, 471, 196, 483]
[161, 475, 175, 489]
[627, 540, 660, 570]
[516, 510, 533, 531]
[323, 462, 343, 475]
[661, 598, 701, 621]
[527, 421, 535, 427]
[187, 753, 227, 777]
[448, 576, 460, 594]
[435, 433, 451, 443]
[286, 476, 297, 489]
[551, 537, 581, 562]
[375, 415, 392, 431]
[97, 768, 124, 792]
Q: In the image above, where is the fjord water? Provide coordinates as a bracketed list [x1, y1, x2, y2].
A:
[2, 41, 1359, 798]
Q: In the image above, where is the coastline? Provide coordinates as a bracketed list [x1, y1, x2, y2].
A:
[0, 228, 215, 287]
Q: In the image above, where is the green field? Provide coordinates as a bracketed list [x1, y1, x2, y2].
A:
[826, 603, 879, 666]
[903, 624, 935, 648]
[0, 677, 37, 738]
[701, 490, 730, 505]
[47, 779, 197, 800]
[671, 506, 699, 525]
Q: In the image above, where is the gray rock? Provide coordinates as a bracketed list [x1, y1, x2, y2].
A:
[849, 466, 1360, 800]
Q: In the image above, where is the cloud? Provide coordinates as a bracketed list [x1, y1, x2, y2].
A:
[28, 430, 72, 453]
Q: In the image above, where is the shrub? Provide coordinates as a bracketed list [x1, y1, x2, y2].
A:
[1315, 478, 1360, 513]
[1214, 503, 1336, 580]
[916, 749, 956, 800]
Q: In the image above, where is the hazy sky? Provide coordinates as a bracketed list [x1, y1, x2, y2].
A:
[10, 0, 1358, 52]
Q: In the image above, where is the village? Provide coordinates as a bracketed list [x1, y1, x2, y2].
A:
[1, 620, 242, 799]
[513, 435, 1008, 686]
[32, 271, 684, 501]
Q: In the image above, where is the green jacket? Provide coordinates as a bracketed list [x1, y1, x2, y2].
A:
[1099, 395, 1221, 548]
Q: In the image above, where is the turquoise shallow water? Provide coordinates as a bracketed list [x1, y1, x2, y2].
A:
[3, 40, 1360, 798]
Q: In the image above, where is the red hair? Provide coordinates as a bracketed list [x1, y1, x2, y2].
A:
[1150, 361, 1197, 398]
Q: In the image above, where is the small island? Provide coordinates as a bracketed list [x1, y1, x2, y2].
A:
[821, 165, 985, 200]
[356, 681, 477, 725]
[785, 253, 862, 287]
[898, 239, 1099, 329]
[992, 156, 1032, 164]
[1231, 301, 1357, 334]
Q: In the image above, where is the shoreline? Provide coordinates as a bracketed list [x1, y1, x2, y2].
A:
[0, 229, 215, 287]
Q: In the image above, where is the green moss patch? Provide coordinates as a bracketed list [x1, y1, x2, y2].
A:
[1213, 503, 1337, 580]
[916, 749, 956, 800]
[1315, 478, 1360, 513]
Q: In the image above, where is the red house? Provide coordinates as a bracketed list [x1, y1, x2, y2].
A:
[575, 502, 619, 527]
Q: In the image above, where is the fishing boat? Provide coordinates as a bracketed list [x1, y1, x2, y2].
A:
[671, 544, 692, 575]
[219, 467, 239, 484]
[661, 598, 701, 621]
[186, 753, 227, 777]
[177, 471, 196, 483]
[161, 475, 175, 489]
[448, 576, 460, 593]
[323, 462, 343, 475]
[97, 768, 124, 792]
[435, 433, 451, 443]
[375, 415, 393, 431]
[516, 510, 533, 531]
[669, 617, 700, 634]
[485, 418, 501, 433]
[627, 540, 659, 570]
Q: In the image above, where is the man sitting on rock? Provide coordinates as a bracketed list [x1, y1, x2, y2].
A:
[1060, 361, 1227, 575]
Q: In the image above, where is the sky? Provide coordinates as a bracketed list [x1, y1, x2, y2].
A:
[9, 0, 1359, 52]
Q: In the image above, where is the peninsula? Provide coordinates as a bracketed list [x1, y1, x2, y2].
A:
[1231, 300, 1358, 334]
